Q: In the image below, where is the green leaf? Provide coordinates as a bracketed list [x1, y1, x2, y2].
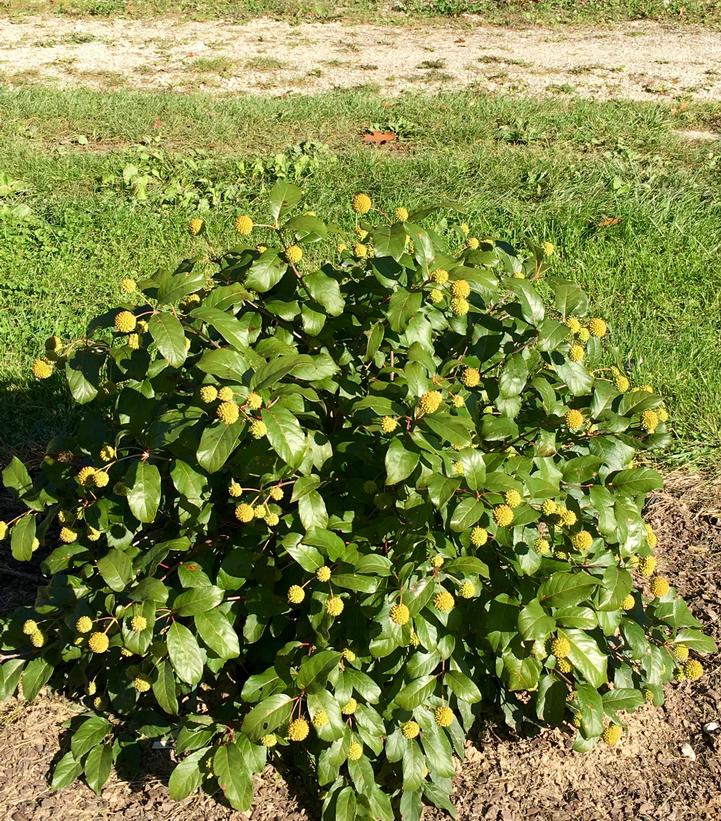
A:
[2, 456, 32, 497]
[197, 420, 243, 473]
[298, 491, 328, 530]
[269, 179, 302, 221]
[536, 675, 567, 724]
[241, 694, 293, 740]
[153, 659, 179, 715]
[674, 628, 717, 654]
[167, 622, 204, 685]
[296, 650, 342, 690]
[71, 716, 111, 759]
[395, 675, 436, 710]
[450, 497, 484, 532]
[97, 548, 133, 592]
[602, 688, 644, 719]
[538, 572, 599, 607]
[11, 514, 36, 562]
[385, 438, 419, 485]
[427, 474, 461, 510]
[126, 460, 161, 523]
[387, 288, 422, 333]
[262, 406, 306, 469]
[149, 312, 187, 368]
[246, 250, 288, 292]
[304, 272, 345, 316]
[213, 742, 253, 811]
[84, 742, 113, 795]
[564, 628, 607, 688]
[507, 279, 544, 325]
[518, 599, 555, 641]
[173, 585, 225, 617]
[51, 752, 83, 791]
[336, 786, 358, 821]
[65, 349, 102, 404]
[610, 468, 663, 495]
[402, 739, 425, 792]
[168, 749, 206, 801]
[444, 670, 481, 703]
[21, 658, 53, 701]
[252, 354, 301, 391]
[499, 353, 528, 398]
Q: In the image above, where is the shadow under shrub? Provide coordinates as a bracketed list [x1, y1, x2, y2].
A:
[0, 183, 715, 820]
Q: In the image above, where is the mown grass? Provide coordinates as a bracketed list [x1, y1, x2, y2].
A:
[2, 0, 721, 27]
[1, 86, 720, 464]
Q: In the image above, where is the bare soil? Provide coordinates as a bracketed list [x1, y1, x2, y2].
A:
[1, 16, 721, 101]
[1, 471, 720, 820]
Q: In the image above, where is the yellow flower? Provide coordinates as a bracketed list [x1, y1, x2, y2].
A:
[505, 489, 522, 509]
[433, 589, 455, 613]
[188, 217, 204, 236]
[120, 277, 136, 293]
[353, 243, 368, 258]
[88, 632, 110, 654]
[493, 505, 514, 527]
[588, 318, 607, 338]
[347, 741, 363, 761]
[640, 409, 659, 434]
[430, 554, 445, 569]
[649, 576, 670, 598]
[352, 193, 372, 214]
[409, 631, 420, 647]
[287, 718, 310, 742]
[265, 512, 280, 527]
[130, 615, 147, 632]
[470, 527, 488, 550]
[430, 268, 449, 284]
[565, 409, 584, 431]
[312, 710, 328, 728]
[270, 486, 284, 501]
[534, 537, 551, 556]
[558, 507, 577, 527]
[542, 241, 554, 257]
[451, 280, 471, 298]
[133, 676, 152, 693]
[380, 416, 398, 434]
[228, 479, 242, 498]
[557, 658, 572, 673]
[288, 585, 305, 604]
[389, 603, 410, 625]
[93, 471, 109, 489]
[434, 705, 454, 727]
[355, 225, 368, 239]
[419, 391, 442, 414]
[342, 648, 356, 662]
[577, 327, 590, 343]
[126, 332, 141, 350]
[214, 386, 231, 402]
[234, 214, 254, 235]
[542, 499, 558, 516]
[568, 344, 585, 363]
[467, 237, 480, 250]
[566, 317, 582, 334]
[450, 297, 469, 316]
[551, 636, 570, 659]
[32, 358, 54, 379]
[246, 392, 262, 410]
[684, 659, 703, 680]
[114, 310, 136, 333]
[30, 630, 45, 648]
[325, 596, 344, 617]
[316, 565, 332, 582]
[639, 555, 657, 577]
[200, 385, 218, 404]
[261, 733, 277, 747]
[429, 289, 443, 304]
[644, 689, 654, 703]
[22, 619, 38, 635]
[451, 394, 464, 408]
[285, 244, 303, 264]
[452, 461, 464, 476]
[87, 527, 101, 542]
[100, 444, 115, 462]
[602, 724, 622, 746]
[394, 206, 409, 222]
[216, 401, 239, 425]
[458, 581, 475, 599]
[402, 720, 420, 739]
[571, 530, 593, 552]
[77, 466, 96, 486]
[460, 222, 470, 235]
[672, 644, 689, 662]
[462, 367, 480, 388]
[235, 503, 254, 523]
[59, 526, 77, 544]
[645, 523, 658, 549]
[614, 373, 630, 393]
[75, 616, 93, 634]
[342, 698, 357, 715]
[250, 420, 267, 439]
[621, 594, 635, 611]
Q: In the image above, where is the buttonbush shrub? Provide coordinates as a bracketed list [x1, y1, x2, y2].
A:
[1, 183, 715, 819]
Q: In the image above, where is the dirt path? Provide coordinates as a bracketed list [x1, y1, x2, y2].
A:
[1, 16, 721, 101]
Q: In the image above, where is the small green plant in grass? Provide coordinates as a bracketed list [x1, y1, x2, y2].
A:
[0, 182, 714, 819]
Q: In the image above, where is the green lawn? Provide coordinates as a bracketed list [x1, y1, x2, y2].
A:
[2, 0, 721, 26]
[1, 86, 720, 464]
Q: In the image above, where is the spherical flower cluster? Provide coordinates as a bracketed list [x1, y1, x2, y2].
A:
[60, 526, 78, 544]
[639, 555, 657, 577]
[88, 632, 110, 654]
[77, 466, 96, 486]
[672, 644, 689, 662]
[32, 358, 54, 379]
[577, 327, 590, 342]
[551, 636, 571, 659]
[434, 705, 454, 727]
[200, 385, 218, 403]
[352, 193, 372, 214]
[288, 585, 305, 604]
[235, 503, 254, 523]
[312, 710, 328, 728]
[542, 499, 558, 516]
[402, 720, 420, 739]
[75, 616, 93, 634]
[188, 217, 204, 236]
[430, 269, 449, 284]
[621, 594, 635, 611]
[658, 407, 669, 423]
[614, 372, 630, 393]
[566, 317, 582, 334]
[114, 310, 136, 333]
[270, 486, 284, 501]
[558, 508, 577, 527]
[602, 724, 622, 746]
[228, 479, 242, 498]
[462, 367, 480, 388]
[542, 241, 554, 257]
[342, 648, 356, 662]
[342, 698, 357, 716]
[216, 386, 233, 402]
[261, 734, 277, 747]
[641, 409, 659, 433]
[557, 658, 572, 673]
[130, 615, 147, 632]
[285, 244, 303, 264]
[250, 420, 267, 439]
[23, 619, 38, 635]
[430, 554, 445, 569]
[216, 401, 239, 425]
[265, 512, 279, 527]
[234, 214, 254, 235]
[493, 505, 514, 527]
[451, 279, 470, 299]
[470, 526, 488, 547]
[347, 741, 363, 761]
[30, 630, 45, 647]
[684, 659, 704, 680]
[389, 603, 410, 625]
[467, 237, 480, 250]
[458, 581, 475, 599]
[325, 596, 344, 617]
[93, 471, 109, 488]
[433, 589, 455, 613]
[316, 565, 332, 582]
[100, 444, 115, 462]
[571, 530, 593, 552]
[246, 392, 262, 410]
[395, 207, 409, 222]
[87, 527, 101, 542]
[645, 523, 657, 549]
[505, 489, 522, 509]
[649, 576, 670, 598]
[534, 538, 551, 556]
[133, 676, 151, 693]
[565, 409, 584, 431]
[127, 333, 141, 350]
[568, 344, 585, 363]
[429, 288, 443, 304]
[419, 391, 442, 414]
[353, 243, 368, 258]
[287, 718, 310, 742]
[120, 277, 136, 293]
[588, 317, 607, 338]
[380, 416, 398, 433]
[450, 297, 469, 316]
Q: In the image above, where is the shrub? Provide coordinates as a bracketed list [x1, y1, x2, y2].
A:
[0, 182, 715, 819]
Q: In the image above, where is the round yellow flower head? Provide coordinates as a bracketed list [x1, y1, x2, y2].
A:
[402, 720, 420, 739]
[559, 508, 577, 527]
[588, 318, 607, 338]
[645, 523, 658, 549]
[200, 385, 218, 404]
[568, 344, 585, 363]
[60, 526, 77, 544]
[390, 603, 410, 625]
[534, 537, 551, 556]
[355, 225, 368, 239]
[602, 724, 622, 746]
[269, 486, 284, 502]
[30, 630, 45, 648]
[250, 420, 267, 439]
[621, 594, 635, 611]
[22, 619, 38, 635]
[88, 632, 110, 654]
[458, 580, 476, 599]
[216, 401, 239, 425]
[287, 718, 310, 742]
[352, 193, 372, 214]
[325, 596, 344, 617]
[640, 384, 654, 393]
[285, 244, 303, 264]
[133, 676, 151, 693]
[120, 277, 136, 293]
[565, 409, 584, 431]
[93, 471, 109, 489]
[542, 499, 558, 516]
[450, 297, 469, 316]
[451, 394, 465, 408]
[430, 268, 449, 285]
[409, 631, 420, 647]
[77, 466, 96, 486]
[75, 616, 93, 634]
[235, 214, 254, 235]
[188, 217, 204, 236]
[312, 710, 328, 728]
[127, 332, 141, 350]
[551, 636, 571, 659]
[571, 530, 593, 552]
[672, 644, 689, 662]
[316, 565, 332, 583]
[45, 334, 63, 353]
[32, 358, 54, 379]
[342, 698, 357, 716]
[114, 310, 136, 334]
[216, 386, 233, 402]
[639, 555, 657, 577]
[640, 409, 659, 434]
[577, 327, 590, 343]
[261, 733, 277, 747]
[505, 489, 522, 509]
[566, 317, 582, 335]
[130, 615, 147, 632]
[228, 479, 242, 498]
[643, 688, 654, 703]
[353, 243, 368, 258]
[542, 241, 554, 257]
[649, 576, 670, 598]
[684, 659, 704, 680]
[451, 279, 471, 299]
[287, 585, 305, 605]
[347, 741, 363, 761]
[87, 527, 101, 542]
[380, 416, 398, 434]
[246, 392, 262, 410]
[429, 288, 443, 305]
[657, 407, 668, 423]
[394, 206, 409, 222]
[100, 444, 115, 462]
[430, 554, 445, 570]
[342, 648, 356, 662]
[493, 505, 514, 527]
[467, 237, 480, 250]
[462, 367, 480, 388]
[433, 589, 455, 613]
[434, 705, 454, 727]
[614, 373, 630, 393]
[235, 503, 254, 523]
[557, 658, 572, 673]
[265, 511, 280, 527]
[419, 391, 442, 415]
[452, 461, 464, 476]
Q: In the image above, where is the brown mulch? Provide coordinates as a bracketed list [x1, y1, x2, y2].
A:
[1, 472, 720, 820]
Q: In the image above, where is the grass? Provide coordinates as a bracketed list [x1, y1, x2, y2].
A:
[1, 86, 720, 465]
[2, 0, 721, 26]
